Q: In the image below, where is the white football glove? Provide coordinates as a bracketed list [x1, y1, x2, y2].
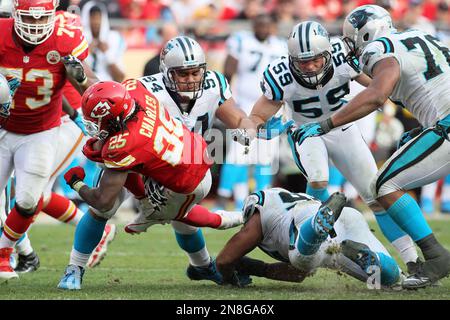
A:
[230, 128, 255, 147]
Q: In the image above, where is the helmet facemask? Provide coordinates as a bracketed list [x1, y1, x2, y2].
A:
[167, 64, 207, 101]
[289, 51, 332, 87]
[83, 99, 137, 141]
[13, 6, 56, 45]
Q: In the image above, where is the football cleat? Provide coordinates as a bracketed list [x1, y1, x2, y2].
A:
[125, 213, 169, 234]
[87, 224, 117, 268]
[341, 240, 380, 273]
[57, 264, 85, 290]
[14, 251, 40, 273]
[186, 258, 223, 285]
[313, 192, 346, 238]
[403, 252, 450, 290]
[215, 210, 244, 230]
[0, 247, 19, 282]
[406, 257, 424, 276]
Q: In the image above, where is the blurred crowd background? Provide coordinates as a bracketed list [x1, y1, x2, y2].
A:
[14, 0, 450, 215]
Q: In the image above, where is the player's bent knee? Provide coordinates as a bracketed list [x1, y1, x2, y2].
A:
[288, 249, 317, 274]
[15, 192, 41, 215]
[14, 202, 38, 217]
[171, 220, 199, 234]
[309, 181, 328, 189]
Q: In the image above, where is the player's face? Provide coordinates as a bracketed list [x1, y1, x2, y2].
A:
[22, 15, 50, 34]
[295, 56, 325, 75]
[89, 12, 102, 38]
[253, 20, 272, 42]
[173, 67, 203, 92]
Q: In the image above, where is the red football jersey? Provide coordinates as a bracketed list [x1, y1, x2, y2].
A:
[102, 80, 212, 194]
[0, 17, 89, 133]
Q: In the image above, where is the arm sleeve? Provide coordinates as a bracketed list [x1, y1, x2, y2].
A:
[360, 39, 398, 76]
[225, 33, 243, 60]
[70, 29, 89, 61]
[261, 65, 284, 101]
[212, 71, 232, 106]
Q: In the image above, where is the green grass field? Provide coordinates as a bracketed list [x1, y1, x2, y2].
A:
[1, 219, 449, 300]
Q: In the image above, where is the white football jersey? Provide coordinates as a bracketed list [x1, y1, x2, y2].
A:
[250, 188, 320, 262]
[85, 31, 126, 81]
[261, 38, 360, 124]
[226, 31, 288, 113]
[360, 29, 450, 127]
[138, 71, 232, 135]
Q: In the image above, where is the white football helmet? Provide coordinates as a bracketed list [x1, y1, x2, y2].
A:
[343, 5, 394, 58]
[159, 36, 207, 100]
[287, 21, 333, 86]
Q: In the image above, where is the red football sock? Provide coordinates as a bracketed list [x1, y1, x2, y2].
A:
[180, 205, 221, 228]
[124, 173, 145, 199]
[43, 192, 80, 224]
[2, 198, 44, 241]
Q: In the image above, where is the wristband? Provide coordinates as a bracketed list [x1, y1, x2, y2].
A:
[319, 118, 334, 134]
[72, 180, 86, 193]
[78, 76, 88, 86]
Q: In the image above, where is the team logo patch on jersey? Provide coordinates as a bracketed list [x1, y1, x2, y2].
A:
[91, 101, 111, 118]
[46, 50, 61, 65]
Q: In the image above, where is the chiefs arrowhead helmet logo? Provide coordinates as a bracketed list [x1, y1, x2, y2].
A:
[91, 101, 111, 118]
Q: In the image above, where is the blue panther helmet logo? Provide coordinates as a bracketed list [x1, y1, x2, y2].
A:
[348, 9, 374, 29]
[160, 42, 174, 60]
[315, 24, 329, 39]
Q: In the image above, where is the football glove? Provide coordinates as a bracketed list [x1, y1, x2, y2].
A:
[230, 128, 254, 146]
[64, 166, 86, 192]
[70, 109, 88, 135]
[257, 115, 295, 140]
[288, 122, 326, 146]
[63, 55, 87, 85]
[397, 126, 424, 150]
[82, 138, 104, 163]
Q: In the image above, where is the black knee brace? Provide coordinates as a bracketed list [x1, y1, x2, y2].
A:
[15, 203, 37, 218]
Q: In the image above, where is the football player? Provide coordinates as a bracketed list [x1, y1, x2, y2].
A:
[57, 80, 244, 290]
[291, 5, 450, 288]
[134, 36, 257, 284]
[0, 0, 98, 281]
[216, 188, 402, 289]
[216, 14, 287, 210]
[232, 21, 421, 275]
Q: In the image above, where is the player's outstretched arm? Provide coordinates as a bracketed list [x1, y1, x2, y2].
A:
[216, 213, 263, 284]
[64, 166, 128, 212]
[236, 256, 307, 283]
[250, 95, 283, 128]
[329, 58, 400, 129]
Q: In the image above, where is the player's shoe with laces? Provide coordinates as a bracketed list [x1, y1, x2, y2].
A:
[0, 247, 18, 282]
[124, 215, 167, 234]
[186, 258, 224, 284]
[406, 257, 423, 275]
[402, 251, 450, 289]
[341, 240, 381, 273]
[14, 251, 40, 273]
[57, 264, 85, 290]
[313, 192, 346, 238]
[216, 210, 244, 229]
[87, 224, 117, 268]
